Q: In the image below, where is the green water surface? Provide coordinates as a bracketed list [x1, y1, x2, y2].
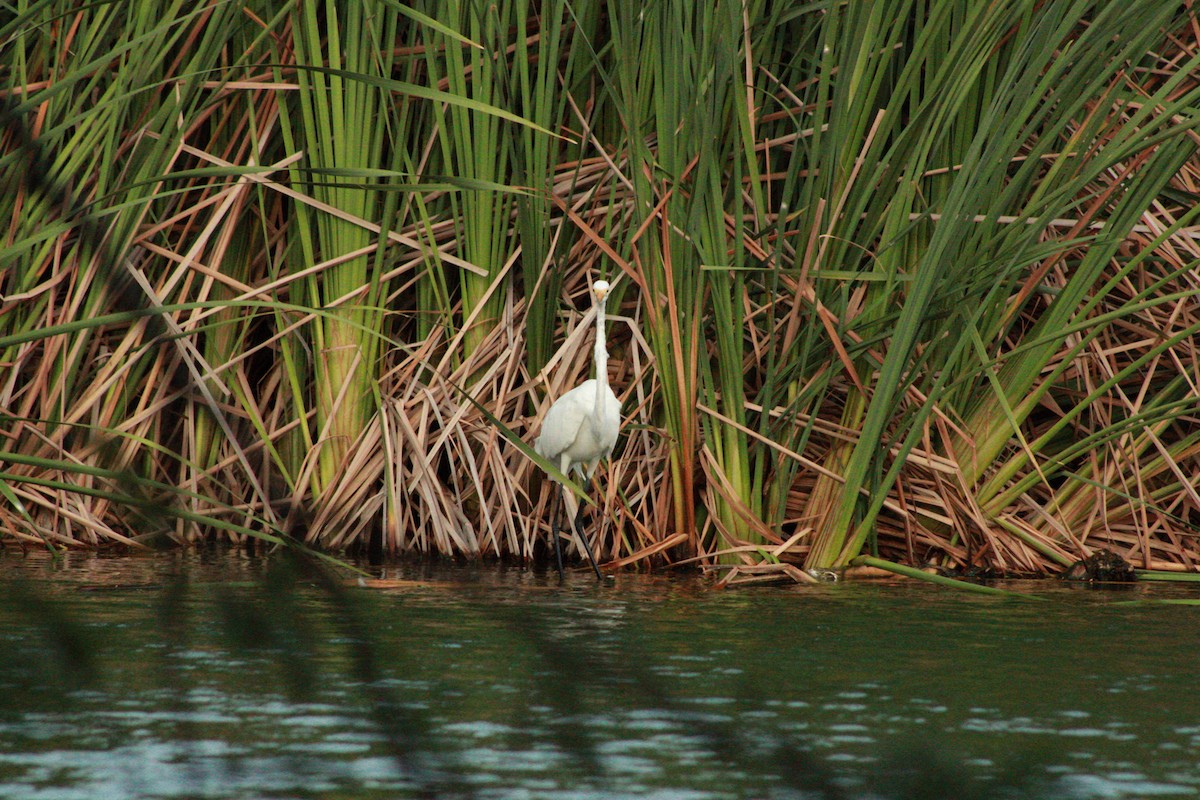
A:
[0, 550, 1197, 799]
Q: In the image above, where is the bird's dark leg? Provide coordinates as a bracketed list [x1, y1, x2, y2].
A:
[549, 488, 565, 582]
[571, 478, 604, 581]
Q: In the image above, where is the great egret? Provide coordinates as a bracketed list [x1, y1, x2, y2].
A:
[534, 279, 621, 580]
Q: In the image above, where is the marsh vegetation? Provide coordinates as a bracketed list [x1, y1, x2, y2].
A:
[3, 1, 1200, 577]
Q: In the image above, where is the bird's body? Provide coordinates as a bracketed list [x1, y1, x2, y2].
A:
[534, 280, 621, 580]
[535, 378, 621, 479]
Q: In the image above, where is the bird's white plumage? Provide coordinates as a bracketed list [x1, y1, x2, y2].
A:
[535, 378, 621, 479]
[534, 280, 621, 482]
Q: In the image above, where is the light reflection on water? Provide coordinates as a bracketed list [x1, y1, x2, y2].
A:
[0, 551, 1199, 799]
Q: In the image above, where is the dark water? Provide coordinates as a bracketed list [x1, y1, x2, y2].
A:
[1, 550, 1198, 799]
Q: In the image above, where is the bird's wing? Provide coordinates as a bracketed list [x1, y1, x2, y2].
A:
[534, 380, 597, 461]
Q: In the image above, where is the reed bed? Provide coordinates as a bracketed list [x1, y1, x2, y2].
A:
[3, 0, 1200, 577]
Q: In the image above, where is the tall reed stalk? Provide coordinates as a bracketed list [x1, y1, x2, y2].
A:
[281, 1, 396, 499]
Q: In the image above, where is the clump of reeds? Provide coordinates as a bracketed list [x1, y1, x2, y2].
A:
[3, 0, 1200, 577]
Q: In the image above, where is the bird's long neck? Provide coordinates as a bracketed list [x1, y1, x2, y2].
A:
[594, 298, 609, 413]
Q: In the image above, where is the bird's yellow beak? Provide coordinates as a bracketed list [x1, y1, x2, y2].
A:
[593, 280, 611, 301]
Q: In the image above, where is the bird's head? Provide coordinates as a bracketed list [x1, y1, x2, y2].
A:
[592, 280, 611, 302]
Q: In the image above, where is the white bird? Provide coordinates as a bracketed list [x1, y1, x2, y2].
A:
[535, 279, 621, 580]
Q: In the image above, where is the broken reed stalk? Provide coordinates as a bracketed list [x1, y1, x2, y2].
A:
[848, 556, 1043, 599]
